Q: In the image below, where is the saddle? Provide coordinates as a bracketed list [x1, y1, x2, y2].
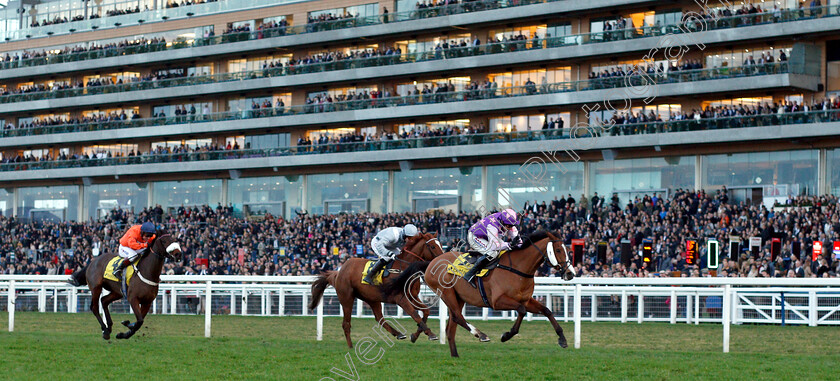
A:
[447, 251, 503, 278]
[360, 260, 399, 286]
[103, 256, 137, 286]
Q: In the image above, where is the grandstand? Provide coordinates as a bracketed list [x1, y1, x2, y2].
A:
[0, 0, 839, 279]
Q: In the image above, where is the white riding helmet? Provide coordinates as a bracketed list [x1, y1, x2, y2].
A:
[403, 224, 419, 237]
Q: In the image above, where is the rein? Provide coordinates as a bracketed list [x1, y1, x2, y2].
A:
[498, 235, 569, 277]
[396, 237, 439, 264]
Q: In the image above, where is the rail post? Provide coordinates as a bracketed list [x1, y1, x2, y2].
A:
[204, 281, 212, 338]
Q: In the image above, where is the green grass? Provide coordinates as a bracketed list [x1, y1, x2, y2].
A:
[0, 311, 838, 380]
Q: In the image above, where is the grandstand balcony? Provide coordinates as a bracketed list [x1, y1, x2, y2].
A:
[1, 5, 838, 83]
[2, 109, 838, 182]
[0, 63, 819, 148]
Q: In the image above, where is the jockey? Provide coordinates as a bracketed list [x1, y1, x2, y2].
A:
[113, 222, 157, 280]
[463, 208, 521, 282]
[363, 224, 419, 285]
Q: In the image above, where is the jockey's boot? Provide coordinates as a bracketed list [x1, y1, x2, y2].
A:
[364, 258, 388, 284]
[463, 255, 490, 283]
[113, 258, 132, 280]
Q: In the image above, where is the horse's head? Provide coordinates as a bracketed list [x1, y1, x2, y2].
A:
[404, 232, 444, 261]
[528, 231, 575, 281]
[151, 233, 183, 262]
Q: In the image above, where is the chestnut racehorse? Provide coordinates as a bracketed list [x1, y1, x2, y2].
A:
[386, 230, 575, 357]
[309, 232, 444, 347]
[70, 233, 182, 340]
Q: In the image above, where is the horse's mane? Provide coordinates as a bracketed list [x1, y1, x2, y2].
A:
[521, 230, 555, 249]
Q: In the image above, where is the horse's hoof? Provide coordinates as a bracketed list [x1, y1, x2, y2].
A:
[429, 335, 439, 341]
[479, 334, 490, 343]
[501, 332, 513, 342]
[396, 333, 407, 340]
[121, 320, 131, 328]
[116, 332, 127, 339]
[410, 333, 419, 343]
[558, 337, 568, 348]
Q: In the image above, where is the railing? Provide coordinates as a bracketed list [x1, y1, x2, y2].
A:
[2, 276, 839, 352]
[0, 59, 790, 112]
[6, 109, 838, 174]
[2, 4, 838, 74]
[3, 0, 561, 43]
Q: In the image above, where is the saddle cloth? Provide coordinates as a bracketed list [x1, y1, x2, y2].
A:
[103, 256, 137, 286]
[446, 251, 506, 278]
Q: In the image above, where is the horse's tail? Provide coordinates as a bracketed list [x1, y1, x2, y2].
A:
[70, 265, 88, 287]
[308, 271, 336, 311]
[383, 261, 430, 298]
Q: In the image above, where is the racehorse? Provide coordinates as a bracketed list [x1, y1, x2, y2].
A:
[386, 230, 575, 357]
[309, 232, 444, 348]
[69, 233, 182, 340]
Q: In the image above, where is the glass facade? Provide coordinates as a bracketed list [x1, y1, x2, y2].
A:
[590, 157, 694, 205]
[704, 150, 818, 200]
[829, 149, 840, 197]
[306, 172, 388, 214]
[228, 176, 303, 218]
[18, 185, 79, 222]
[86, 183, 149, 220]
[152, 179, 222, 210]
[487, 162, 585, 211]
[393, 167, 482, 213]
[0, 188, 12, 217]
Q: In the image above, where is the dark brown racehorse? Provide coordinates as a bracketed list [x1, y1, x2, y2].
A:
[309, 232, 444, 347]
[69, 233, 182, 340]
[386, 230, 575, 357]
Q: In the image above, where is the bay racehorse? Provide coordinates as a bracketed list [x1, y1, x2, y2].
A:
[309, 232, 444, 347]
[69, 233, 182, 340]
[386, 230, 574, 357]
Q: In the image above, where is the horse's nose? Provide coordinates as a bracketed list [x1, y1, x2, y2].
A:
[564, 271, 575, 281]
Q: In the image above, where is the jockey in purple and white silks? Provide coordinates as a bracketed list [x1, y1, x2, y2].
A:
[463, 208, 521, 282]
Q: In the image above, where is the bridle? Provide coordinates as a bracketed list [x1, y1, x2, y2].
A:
[523, 235, 572, 275]
[398, 235, 442, 264]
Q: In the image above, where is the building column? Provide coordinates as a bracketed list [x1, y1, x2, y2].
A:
[583, 161, 591, 197]
[12, 187, 18, 218]
[301, 175, 308, 212]
[481, 165, 489, 212]
[387, 170, 395, 213]
[147, 182, 155, 209]
[221, 179, 229, 207]
[78, 184, 86, 221]
[695, 155, 704, 191]
[818, 148, 828, 195]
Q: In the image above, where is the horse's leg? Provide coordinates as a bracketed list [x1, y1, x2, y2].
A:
[338, 293, 355, 348]
[116, 297, 143, 340]
[99, 290, 122, 340]
[370, 302, 405, 340]
[396, 298, 436, 343]
[89, 286, 109, 339]
[493, 295, 527, 343]
[525, 297, 568, 348]
[440, 289, 489, 342]
[446, 310, 459, 358]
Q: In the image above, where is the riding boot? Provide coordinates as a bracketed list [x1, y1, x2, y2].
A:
[364, 258, 388, 284]
[113, 258, 132, 280]
[463, 255, 490, 283]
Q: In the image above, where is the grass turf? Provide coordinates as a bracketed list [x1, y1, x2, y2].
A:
[0, 311, 838, 380]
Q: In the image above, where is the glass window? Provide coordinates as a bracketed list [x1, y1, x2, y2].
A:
[152, 180, 222, 209]
[396, 77, 471, 96]
[306, 172, 388, 214]
[704, 150, 818, 199]
[489, 113, 570, 133]
[228, 176, 303, 218]
[590, 157, 695, 205]
[86, 183, 149, 220]
[0, 188, 12, 217]
[829, 149, 840, 197]
[487, 162, 585, 210]
[82, 144, 138, 157]
[393, 167, 482, 213]
[489, 67, 571, 88]
[547, 23, 571, 39]
[18, 185, 79, 221]
[396, 119, 470, 134]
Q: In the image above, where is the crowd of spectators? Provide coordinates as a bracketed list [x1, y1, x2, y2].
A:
[2, 191, 840, 280]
